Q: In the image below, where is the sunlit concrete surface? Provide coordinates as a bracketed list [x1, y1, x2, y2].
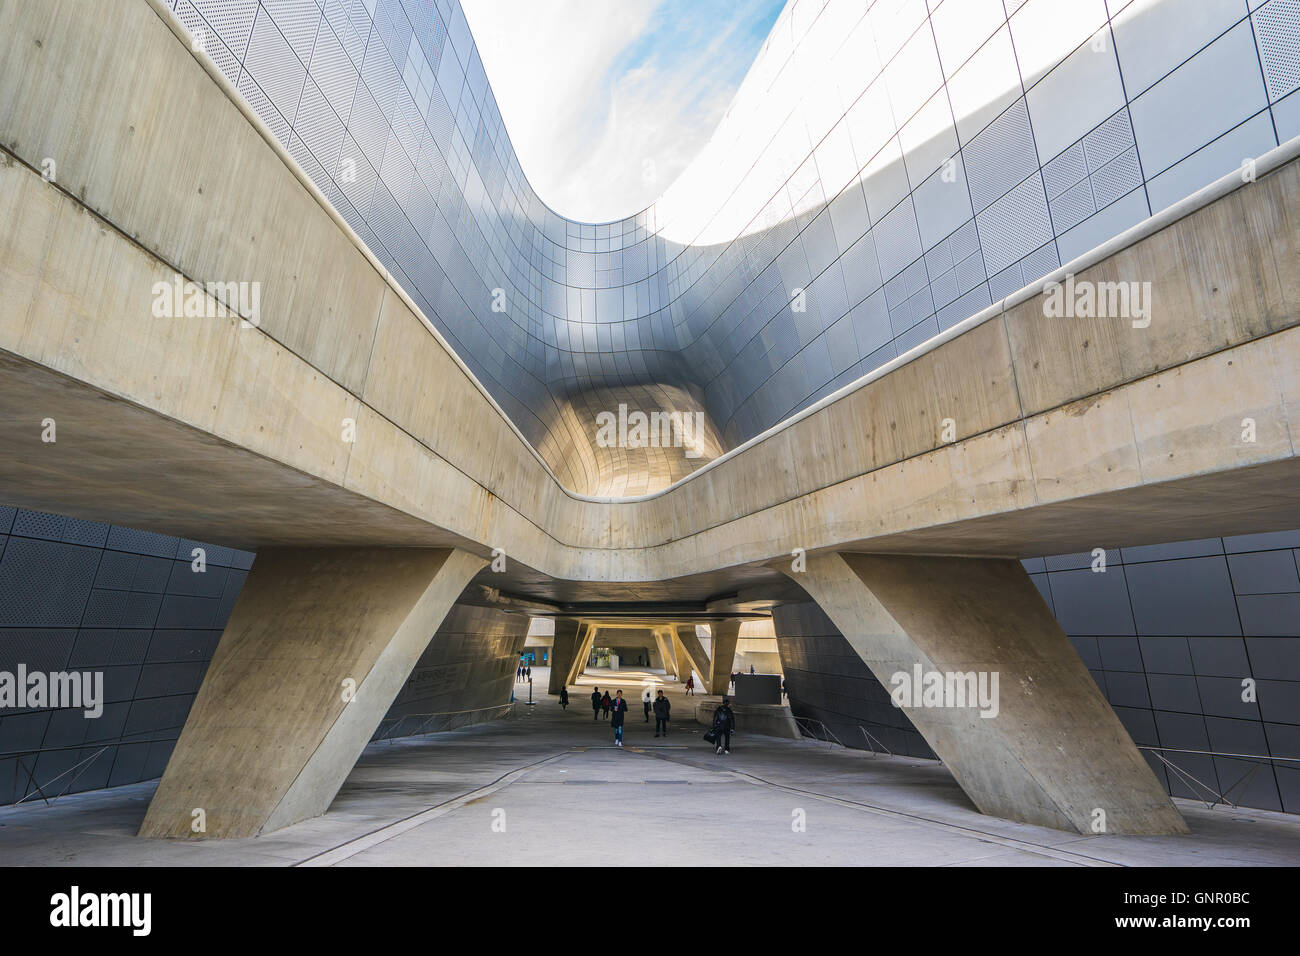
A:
[0, 669, 1295, 867]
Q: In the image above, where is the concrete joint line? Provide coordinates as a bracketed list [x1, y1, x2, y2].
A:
[726, 769, 1120, 867]
[624, 748, 1118, 867]
[293, 750, 574, 867]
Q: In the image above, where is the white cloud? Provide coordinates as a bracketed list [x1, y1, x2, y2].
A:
[461, 0, 782, 222]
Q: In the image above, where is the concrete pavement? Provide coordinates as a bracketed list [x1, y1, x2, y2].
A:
[0, 667, 1297, 866]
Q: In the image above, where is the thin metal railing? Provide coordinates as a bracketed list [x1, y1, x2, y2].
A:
[369, 703, 517, 743]
[2, 723, 188, 807]
[793, 716, 907, 759]
[858, 725, 895, 757]
[792, 715, 845, 749]
[1137, 746, 1300, 810]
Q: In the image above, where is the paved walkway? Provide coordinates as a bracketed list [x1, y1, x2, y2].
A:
[1, 666, 1297, 866]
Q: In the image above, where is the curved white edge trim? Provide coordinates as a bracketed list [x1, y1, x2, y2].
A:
[146, 0, 1300, 509]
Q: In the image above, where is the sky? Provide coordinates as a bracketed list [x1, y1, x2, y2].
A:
[461, 0, 787, 223]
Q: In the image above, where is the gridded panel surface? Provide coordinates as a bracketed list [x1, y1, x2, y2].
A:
[0, 510, 259, 804]
[150, 0, 1288, 494]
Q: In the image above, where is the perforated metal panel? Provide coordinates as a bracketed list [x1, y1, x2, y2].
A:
[1256, 0, 1300, 101]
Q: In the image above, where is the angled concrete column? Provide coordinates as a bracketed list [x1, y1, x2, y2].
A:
[140, 547, 486, 839]
[547, 619, 583, 695]
[707, 620, 741, 695]
[645, 636, 664, 669]
[565, 623, 596, 686]
[787, 552, 1186, 835]
[672, 625, 709, 687]
[654, 629, 677, 677]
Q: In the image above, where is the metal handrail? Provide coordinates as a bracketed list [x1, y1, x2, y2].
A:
[370, 703, 516, 742]
[1137, 745, 1300, 810]
[793, 716, 844, 749]
[2, 722, 189, 807]
[858, 725, 895, 758]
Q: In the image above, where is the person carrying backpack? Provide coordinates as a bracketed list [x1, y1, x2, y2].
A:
[601, 691, 612, 719]
[610, 690, 629, 747]
[711, 697, 736, 755]
[653, 690, 671, 737]
[591, 687, 602, 720]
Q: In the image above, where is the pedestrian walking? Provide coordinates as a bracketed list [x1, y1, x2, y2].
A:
[591, 687, 602, 720]
[653, 690, 671, 737]
[711, 697, 736, 754]
[641, 687, 652, 722]
[559, 687, 569, 710]
[610, 690, 628, 747]
[601, 691, 612, 719]
[685, 675, 695, 696]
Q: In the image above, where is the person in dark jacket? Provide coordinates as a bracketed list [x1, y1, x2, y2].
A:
[711, 697, 736, 754]
[653, 690, 671, 737]
[610, 689, 629, 747]
[559, 687, 569, 710]
[591, 687, 602, 720]
[601, 691, 612, 719]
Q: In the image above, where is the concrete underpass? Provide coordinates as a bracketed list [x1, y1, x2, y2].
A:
[2, 665, 1297, 867]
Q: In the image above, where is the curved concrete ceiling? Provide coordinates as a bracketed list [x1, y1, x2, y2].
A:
[2, 0, 1299, 607]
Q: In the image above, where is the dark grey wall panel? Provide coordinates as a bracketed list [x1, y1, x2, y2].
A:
[0, 508, 525, 805]
[0, 509, 249, 806]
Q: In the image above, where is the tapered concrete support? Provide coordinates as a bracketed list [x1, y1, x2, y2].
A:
[548, 619, 583, 695]
[654, 629, 677, 677]
[706, 621, 741, 695]
[565, 623, 596, 686]
[672, 625, 709, 686]
[140, 547, 486, 839]
[787, 552, 1187, 835]
[645, 638, 664, 669]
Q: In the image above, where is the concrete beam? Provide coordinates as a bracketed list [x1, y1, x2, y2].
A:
[787, 552, 1187, 835]
[707, 620, 742, 695]
[139, 547, 485, 839]
[547, 619, 582, 695]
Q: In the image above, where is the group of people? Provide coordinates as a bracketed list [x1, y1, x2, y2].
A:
[574, 684, 733, 754]
[581, 686, 676, 746]
[515, 663, 532, 682]
[588, 687, 631, 746]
